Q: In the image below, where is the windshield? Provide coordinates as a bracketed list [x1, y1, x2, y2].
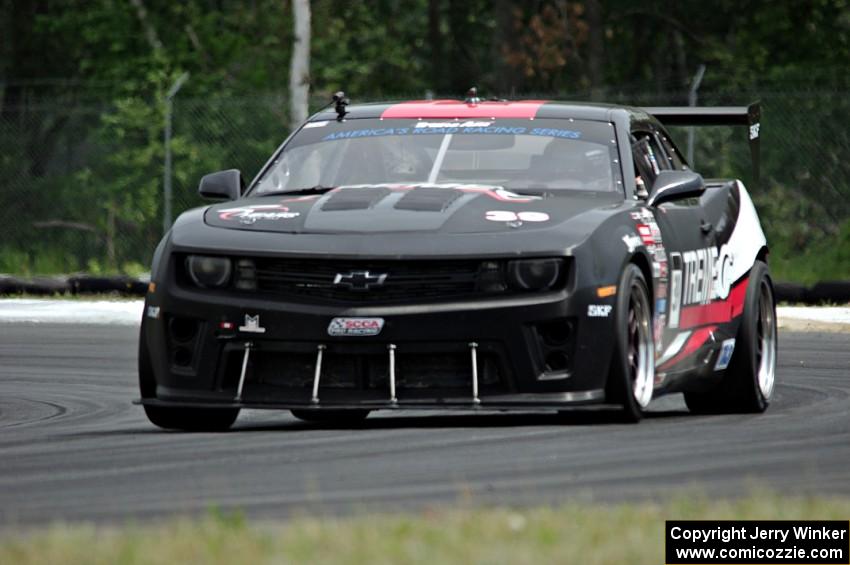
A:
[251, 118, 621, 194]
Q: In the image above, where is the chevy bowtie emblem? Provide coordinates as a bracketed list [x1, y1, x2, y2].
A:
[333, 270, 388, 291]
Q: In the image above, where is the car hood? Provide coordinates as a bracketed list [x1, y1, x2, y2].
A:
[203, 184, 622, 235]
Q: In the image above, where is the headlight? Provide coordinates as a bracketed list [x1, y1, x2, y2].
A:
[506, 258, 563, 291]
[185, 255, 231, 288]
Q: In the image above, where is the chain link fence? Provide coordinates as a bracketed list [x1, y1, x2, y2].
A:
[1, 86, 848, 281]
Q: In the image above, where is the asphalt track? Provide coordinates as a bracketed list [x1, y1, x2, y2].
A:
[0, 323, 848, 526]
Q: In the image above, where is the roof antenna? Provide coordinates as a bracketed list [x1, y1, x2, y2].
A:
[333, 91, 349, 121]
[464, 87, 480, 105]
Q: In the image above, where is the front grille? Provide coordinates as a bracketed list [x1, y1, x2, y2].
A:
[251, 258, 485, 303]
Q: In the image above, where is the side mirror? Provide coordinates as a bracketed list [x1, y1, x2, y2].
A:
[646, 170, 705, 207]
[199, 169, 244, 201]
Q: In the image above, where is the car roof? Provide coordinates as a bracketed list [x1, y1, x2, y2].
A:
[310, 99, 652, 124]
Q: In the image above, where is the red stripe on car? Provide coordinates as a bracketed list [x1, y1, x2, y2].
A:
[658, 325, 718, 371]
[678, 276, 749, 329]
[380, 100, 548, 119]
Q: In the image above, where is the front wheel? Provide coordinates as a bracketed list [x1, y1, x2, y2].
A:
[139, 319, 240, 431]
[605, 264, 655, 422]
[685, 260, 776, 414]
[143, 405, 240, 432]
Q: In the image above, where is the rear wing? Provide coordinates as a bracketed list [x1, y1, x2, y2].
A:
[643, 102, 760, 182]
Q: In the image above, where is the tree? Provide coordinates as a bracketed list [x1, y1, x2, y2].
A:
[289, 0, 310, 128]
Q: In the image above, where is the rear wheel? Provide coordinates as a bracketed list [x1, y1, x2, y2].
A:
[684, 260, 776, 414]
[290, 409, 371, 424]
[139, 319, 240, 431]
[605, 264, 655, 422]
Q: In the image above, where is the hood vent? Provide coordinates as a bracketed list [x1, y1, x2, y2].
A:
[321, 187, 391, 211]
[394, 186, 463, 212]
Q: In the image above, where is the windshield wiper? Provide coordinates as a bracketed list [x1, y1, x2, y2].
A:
[256, 185, 336, 197]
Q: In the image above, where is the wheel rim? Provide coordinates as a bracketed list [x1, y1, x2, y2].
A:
[627, 281, 655, 408]
[755, 279, 777, 399]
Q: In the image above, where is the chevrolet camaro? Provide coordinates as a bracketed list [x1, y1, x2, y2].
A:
[136, 93, 776, 430]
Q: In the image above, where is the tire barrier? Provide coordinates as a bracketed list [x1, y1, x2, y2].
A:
[806, 281, 850, 305]
[773, 282, 808, 304]
[773, 280, 850, 305]
[0, 274, 148, 297]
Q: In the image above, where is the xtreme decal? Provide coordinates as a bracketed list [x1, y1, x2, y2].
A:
[668, 243, 736, 328]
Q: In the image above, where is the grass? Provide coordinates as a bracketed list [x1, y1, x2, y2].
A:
[1, 493, 847, 565]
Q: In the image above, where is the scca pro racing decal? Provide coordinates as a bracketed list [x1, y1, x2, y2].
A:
[327, 317, 385, 337]
[218, 204, 301, 224]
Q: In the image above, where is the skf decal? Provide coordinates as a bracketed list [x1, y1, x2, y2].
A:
[485, 210, 549, 223]
[714, 338, 736, 370]
[327, 317, 385, 336]
[218, 204, 300, 224]
[587, 304, 613, 317]
[239, 314, 267, 334]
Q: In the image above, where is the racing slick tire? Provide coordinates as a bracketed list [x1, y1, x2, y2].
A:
[138, 320, 240, 431]
[290, 409, 371, 424]
[684, 260, 776, 414]
[605, 263, 655, 422]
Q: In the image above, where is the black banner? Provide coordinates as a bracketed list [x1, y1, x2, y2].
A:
[666, 520, 849, 564]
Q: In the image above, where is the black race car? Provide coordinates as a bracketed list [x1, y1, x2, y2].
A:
[137, 94, 776, 430]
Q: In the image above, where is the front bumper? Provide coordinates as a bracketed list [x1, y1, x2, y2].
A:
[141, 280, 617, 410]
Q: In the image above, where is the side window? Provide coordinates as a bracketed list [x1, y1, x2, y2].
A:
[631, 131, 669, 185]
[657, 131, 688, 170]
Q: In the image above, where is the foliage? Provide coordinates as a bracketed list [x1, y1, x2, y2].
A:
[0, 1, 848, 279]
